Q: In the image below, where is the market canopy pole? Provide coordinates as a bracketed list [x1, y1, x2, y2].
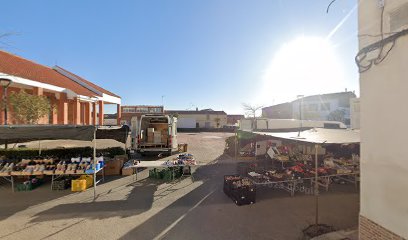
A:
[93, 127, 97, 201]
[314, 144, 319, 226]
[314, 141, 327, 226]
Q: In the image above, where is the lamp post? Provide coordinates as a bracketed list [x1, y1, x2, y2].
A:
[0, 78, 12, 149]
[297, 95, 304, 137]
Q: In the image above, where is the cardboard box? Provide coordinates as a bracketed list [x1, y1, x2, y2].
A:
[154, 132, 162, 143]
[122, 167, 134, 176]
[104, 159, 124, 175]
[147, 128, 155, 133]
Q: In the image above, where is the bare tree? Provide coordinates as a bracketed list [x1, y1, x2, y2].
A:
[0, 32, 18, 49]
[242, 103, 263, 130]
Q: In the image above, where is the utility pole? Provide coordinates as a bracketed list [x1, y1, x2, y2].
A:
[297, 95, 304, 137]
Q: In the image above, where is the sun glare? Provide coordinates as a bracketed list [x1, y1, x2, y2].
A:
[258, 36, 345, 105]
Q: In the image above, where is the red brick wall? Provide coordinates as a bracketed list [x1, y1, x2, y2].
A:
[360, 215, 405, 240]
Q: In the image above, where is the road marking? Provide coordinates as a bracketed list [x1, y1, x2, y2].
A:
[153, 189, 216, 240]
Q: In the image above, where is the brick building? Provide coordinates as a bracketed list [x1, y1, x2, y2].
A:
[120, 105, 164, 126]
[0, 50, 121, 125]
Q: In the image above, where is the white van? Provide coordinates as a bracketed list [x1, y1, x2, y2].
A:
[134, 114, 178, 155]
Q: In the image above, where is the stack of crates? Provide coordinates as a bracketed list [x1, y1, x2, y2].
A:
[149, 168, 183, 180]
[223, 175, 256, 206]
[52, 179, 71, 191]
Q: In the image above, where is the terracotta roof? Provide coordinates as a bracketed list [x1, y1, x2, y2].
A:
[54, 66, 120, 98]
[0, 50, 117, 98]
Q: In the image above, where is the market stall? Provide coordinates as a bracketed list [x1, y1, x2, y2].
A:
[0, 125, 129, 200]
[229, 128, 360, 201]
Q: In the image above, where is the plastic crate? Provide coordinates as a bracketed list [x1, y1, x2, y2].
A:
[79, 175, 93, 188]
[71, 179, 87, 192]
[16, 182, 34, 191]
[223, 174, 241, 196]
[52, 179, 71, 191]
[16, 179, 43, 192]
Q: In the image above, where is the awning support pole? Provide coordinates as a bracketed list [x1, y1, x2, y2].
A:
[314, 144, 319, 226]
[93, 127, 97, 201]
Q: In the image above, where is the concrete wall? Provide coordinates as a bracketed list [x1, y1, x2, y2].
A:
[177, 113, 227, 128]
[350, 98, 360, 129]
[177, 117, 196, 129]
[359, 0, 408, 239]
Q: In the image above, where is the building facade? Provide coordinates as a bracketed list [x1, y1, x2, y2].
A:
[358, 0, 408, 239]
[166, 109, 227, 129]
[262, 91, 356, 125]
[227, 114, 244, 126]
[0, 51, 121, 126]
[262, 102, 293, 119]
[120, 105, 164, 126]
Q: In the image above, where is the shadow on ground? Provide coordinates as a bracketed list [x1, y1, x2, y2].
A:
[29, 179, 157, 222]
[0, 179, 73, 222]
[119, 155, 359, 240]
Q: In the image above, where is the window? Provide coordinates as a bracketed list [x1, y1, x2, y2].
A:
[123, 107, 135, 113]
[149, 107, 162, 113]
[136, 107, 149, 113]
[320, 102, 331, 111]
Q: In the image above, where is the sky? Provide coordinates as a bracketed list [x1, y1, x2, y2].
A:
[0, 0, 359, 114]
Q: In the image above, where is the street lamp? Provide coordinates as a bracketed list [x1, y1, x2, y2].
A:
[297, 95, 304, 137]
[0, 78, 12, 150]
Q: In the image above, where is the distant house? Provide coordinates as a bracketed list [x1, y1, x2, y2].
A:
[227, 115, 244, 125]
[262, 102, 293, 119]
[0, 50, 121, 125]
[166, 109, 227, 129]
[262, 91, 357, 125]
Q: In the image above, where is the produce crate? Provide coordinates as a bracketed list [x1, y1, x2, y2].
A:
[224, 176, 256, 206]
[79, 175, 94, 188]
[52, 179, 71, 191]
[230, 186, 256, 206]
[223, 174, 241, 196]
[71, 179, 87, 192]
[16, 179, 43, 192]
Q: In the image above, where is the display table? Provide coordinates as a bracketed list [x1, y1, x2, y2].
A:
[129, 160, 203, 182]
[249, 172, 360, 197]
[0, 167, 105, 193]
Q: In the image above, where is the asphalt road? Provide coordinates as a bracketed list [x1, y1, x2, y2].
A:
[0, 132, 359, 240]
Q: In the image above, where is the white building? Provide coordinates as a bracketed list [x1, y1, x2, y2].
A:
[358, 0, 408, 239]
[262, 91, 357, 126]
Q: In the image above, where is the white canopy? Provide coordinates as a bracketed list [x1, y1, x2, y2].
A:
[253, 128, 360, 144]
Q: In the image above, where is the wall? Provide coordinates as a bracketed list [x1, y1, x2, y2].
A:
[177, 117, 196, 129]
[350, 98, 360, 129]
[359, 0, 408, 239]
[177, 113, 227, 128]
